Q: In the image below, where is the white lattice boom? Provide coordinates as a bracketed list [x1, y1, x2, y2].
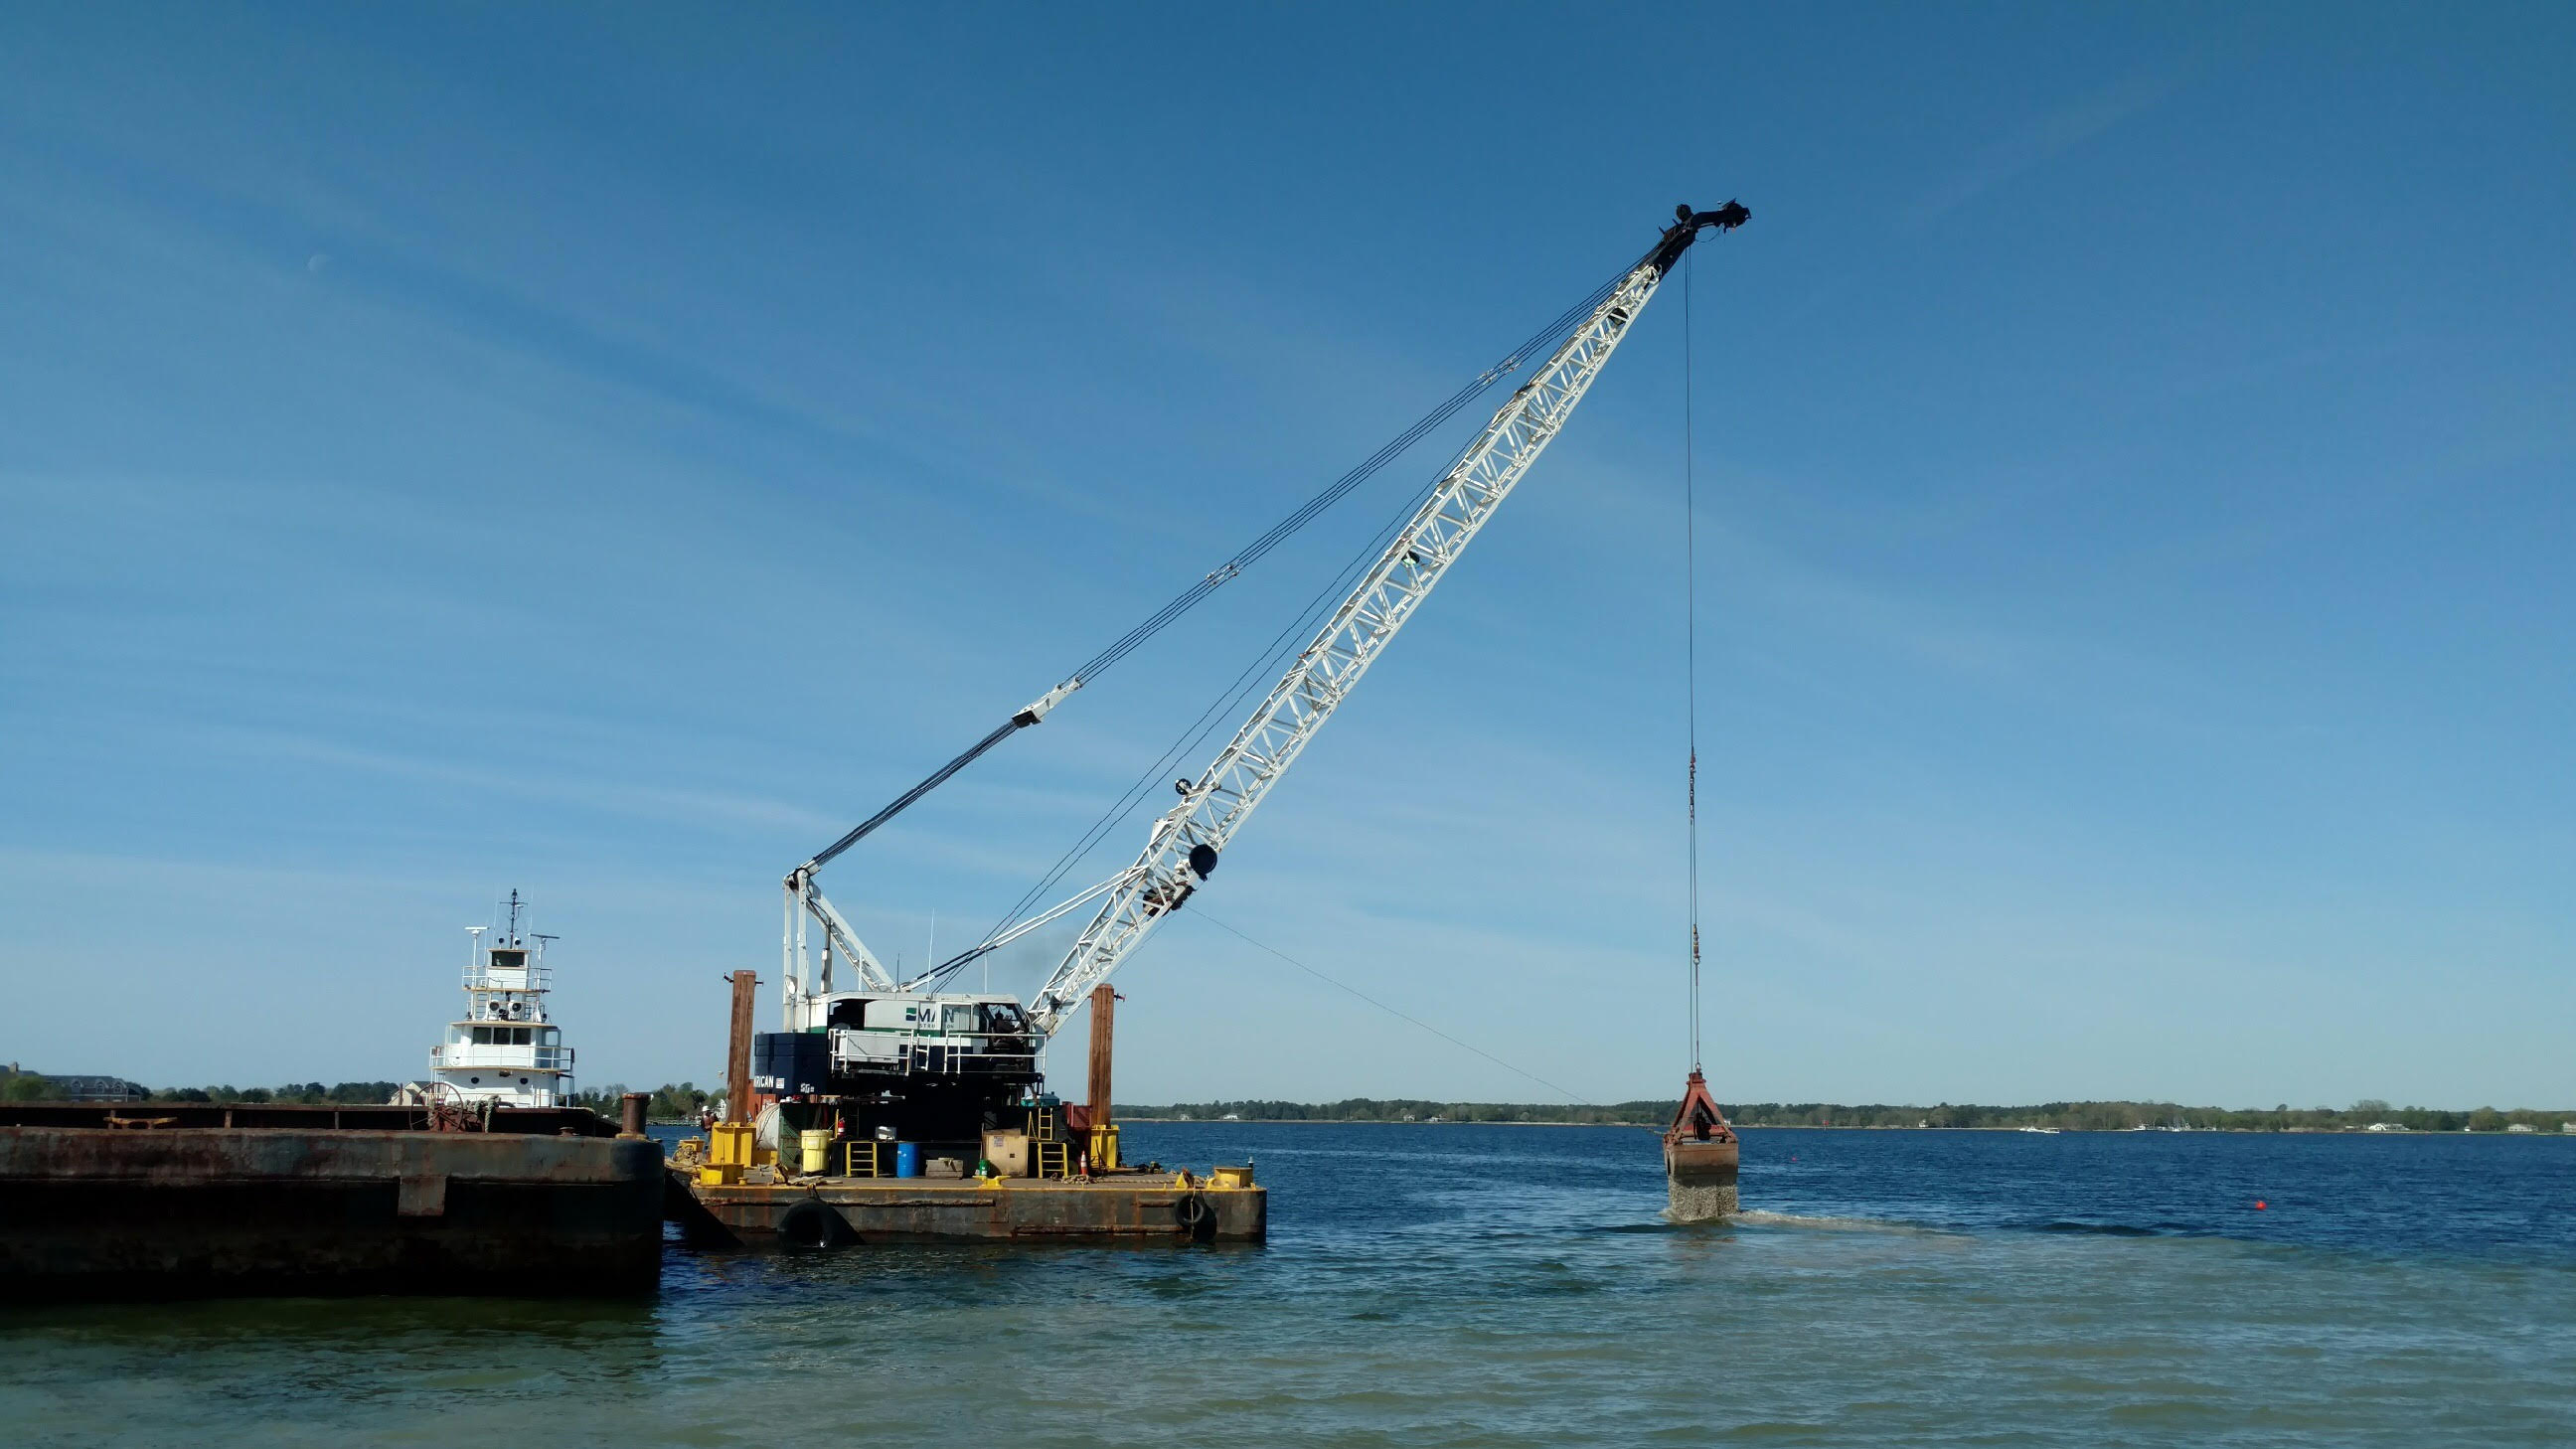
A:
[1026, 205, 1745, 1033]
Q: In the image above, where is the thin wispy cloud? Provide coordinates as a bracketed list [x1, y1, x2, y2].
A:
[1905, 69, 2180, 229]
[190, 726, 845, 837]
[4, 8, 2565, 1104]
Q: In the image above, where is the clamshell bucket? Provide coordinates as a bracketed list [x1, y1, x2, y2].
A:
[1662, 1068, 1739, 1220]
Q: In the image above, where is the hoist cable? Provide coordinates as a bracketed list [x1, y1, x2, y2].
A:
[1683, 247, 1704, 1074]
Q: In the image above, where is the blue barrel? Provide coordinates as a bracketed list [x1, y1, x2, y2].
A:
[893, 1142, 922, 1179]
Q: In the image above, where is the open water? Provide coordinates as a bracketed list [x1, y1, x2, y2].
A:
[5, 1123, 2574, 1446]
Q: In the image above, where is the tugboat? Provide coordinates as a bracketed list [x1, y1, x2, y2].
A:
[416, 890, 575, 1108]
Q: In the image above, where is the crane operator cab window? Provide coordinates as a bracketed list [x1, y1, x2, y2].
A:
[935, 1002, 1031, 1038]
[816, 996, 1029, 1038]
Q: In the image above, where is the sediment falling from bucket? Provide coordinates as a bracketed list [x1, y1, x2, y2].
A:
[1667, 1178, 1738, 1221]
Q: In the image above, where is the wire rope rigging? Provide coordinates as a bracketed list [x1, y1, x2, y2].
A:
[1662, 242, 1741, 1218]
[778, 259, 1657, 996]
[773, 202, 1756, 1059]
[733, 200, 1762, 1185]
[1684, 246, 1704, 1073]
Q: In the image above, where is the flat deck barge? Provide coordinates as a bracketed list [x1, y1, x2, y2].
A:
[679, 1167, 1265, 1245]
[0, 1102, 663, 1300]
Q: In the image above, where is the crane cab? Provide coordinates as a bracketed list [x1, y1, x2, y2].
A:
[800, 992, 1039, 1083]
[757, 991, 1046, 1162]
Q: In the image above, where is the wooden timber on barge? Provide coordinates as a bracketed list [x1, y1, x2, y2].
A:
[0, 1101, 663, 1301]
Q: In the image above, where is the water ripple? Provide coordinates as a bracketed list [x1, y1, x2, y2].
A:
[4, 1125, 2573, 1446]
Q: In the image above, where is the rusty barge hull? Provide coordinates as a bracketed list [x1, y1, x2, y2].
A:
[0, 1105, 663, 1301]
[684, 1174, 1266, 1245]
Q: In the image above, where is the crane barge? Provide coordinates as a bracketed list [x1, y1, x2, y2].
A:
[680, 201, 1750, 1244]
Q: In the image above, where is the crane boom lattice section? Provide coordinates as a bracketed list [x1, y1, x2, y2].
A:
[1027, 249, 1684, 1033]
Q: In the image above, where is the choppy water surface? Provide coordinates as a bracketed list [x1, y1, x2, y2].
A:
[7, 1125, 2574, 1446]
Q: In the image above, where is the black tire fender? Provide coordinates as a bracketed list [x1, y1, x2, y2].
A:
[777, 1197, 858, 1249]
[1174, 1192, 1217, 1242]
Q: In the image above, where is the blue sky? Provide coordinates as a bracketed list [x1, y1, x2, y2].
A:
[2, 4, 2568, 1108]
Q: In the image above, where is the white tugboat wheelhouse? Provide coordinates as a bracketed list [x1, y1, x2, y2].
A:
[426, 890, 574, 1108]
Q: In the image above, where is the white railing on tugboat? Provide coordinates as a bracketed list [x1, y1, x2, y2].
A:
[430, 1045, 575, 1071]
[464, 963, 554, 994]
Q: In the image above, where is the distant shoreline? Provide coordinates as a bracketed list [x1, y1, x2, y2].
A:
[1120, 1118, 2573, 1134]
[34, 1071, 2560, 1139]
[1113, 1099, 2576, 1135]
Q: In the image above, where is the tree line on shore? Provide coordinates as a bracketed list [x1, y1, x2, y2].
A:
[1109, 1097, 2576, 1133]
[0, 1069, 724, 1123]
[7, 1069, 2563, 1133]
